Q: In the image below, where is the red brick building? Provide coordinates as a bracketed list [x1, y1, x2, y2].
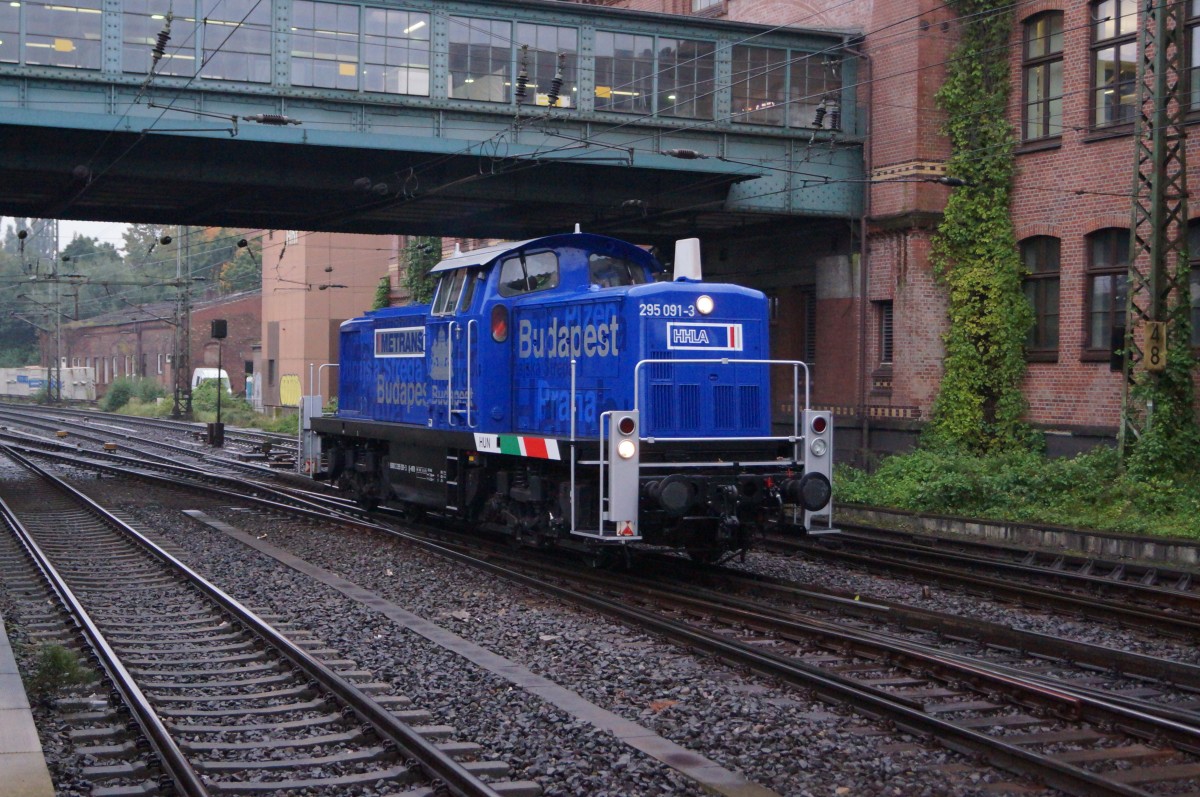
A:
[52, 290, 261, 399]
[585, 0, 1199, 458]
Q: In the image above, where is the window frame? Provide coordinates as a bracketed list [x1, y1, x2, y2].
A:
[1022, 12, 1064, 142]
[1091, 0, 1139, 129]
[1021, 236, 1061, 360]
[497, 250, 559, 297]
[1083, 228, 1131, 359]
[878, 300, 894, 366]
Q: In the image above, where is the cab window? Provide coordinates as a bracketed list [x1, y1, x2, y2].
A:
[499, 251, 559, 297]
[589, 254, 647, 288]
[432, 270, 466, 315]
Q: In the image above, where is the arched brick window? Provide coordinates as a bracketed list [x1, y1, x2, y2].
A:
[1023, 12, 1064, 141]
[1085, 228, 1130, 355]
[1022, 237, 1060, 357]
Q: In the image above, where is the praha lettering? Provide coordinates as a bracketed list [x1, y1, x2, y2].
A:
[518, 317, 619, 359]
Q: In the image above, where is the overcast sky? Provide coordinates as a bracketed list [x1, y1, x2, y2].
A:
[2, 217, 129, 255]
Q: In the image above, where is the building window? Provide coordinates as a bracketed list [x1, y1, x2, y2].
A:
[1190, 220, 1200, 346]
[1190, 0, 1200, 111]
[878, 301, 894, 365]
[1092, 0, 1138, 128]
[268, 358, 276, 386]
[1022, 237, 1061, 355]
[286, 230, 299, 245]
[364, 7, 430, 95]
[658, 38, 715, 119]
[1086, 228, 1130, 352]
[449, 17, 511, 102]
[692, 0, 723, 11]
[25, 0, 102, 69]
[124, 0, 196, 76]
[200, 0, 271, 83]
[158, 353, 163, 374]
[594, 31, 653, 113]
[1023, 13, 1064, 140]
[732, 46, 787, 126]
[291, 1, 360, 90]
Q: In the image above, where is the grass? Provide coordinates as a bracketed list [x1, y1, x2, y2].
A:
[110, 380, 299, 434]
[835, 447, 1200, 540]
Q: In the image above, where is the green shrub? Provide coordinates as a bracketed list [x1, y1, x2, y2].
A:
[837, 447, 1200, 539]
[28, 644, 91, 698]
[102, 377, 136, 411]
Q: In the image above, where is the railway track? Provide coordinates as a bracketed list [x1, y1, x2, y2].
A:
[0, 445, 536, 797]
[767, 528, 1200, 638]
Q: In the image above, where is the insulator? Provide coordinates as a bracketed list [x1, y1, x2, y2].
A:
[150, 12, 172, 66]
[829, 103, 841, 130]
[243, 114, 300, 126]
[547, 53, 565, 107]
[812, 99, 827, 129]
[515, 45, 529, 102]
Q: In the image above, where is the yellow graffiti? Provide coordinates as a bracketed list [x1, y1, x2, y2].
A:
[279, 374, 302, 407]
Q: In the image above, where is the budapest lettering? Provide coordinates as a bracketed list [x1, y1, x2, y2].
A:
[518, 313, 620, 359]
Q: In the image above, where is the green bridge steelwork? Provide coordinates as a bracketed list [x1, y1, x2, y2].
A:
[0, 0, 863, 242]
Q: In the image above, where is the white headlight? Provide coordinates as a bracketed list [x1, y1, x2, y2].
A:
[810, 438, 828, 457]
[696, 295, 714, 315]
[617, 439, 637, 459]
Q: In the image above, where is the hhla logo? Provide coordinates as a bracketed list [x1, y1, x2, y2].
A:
[666, 322, 743, 351]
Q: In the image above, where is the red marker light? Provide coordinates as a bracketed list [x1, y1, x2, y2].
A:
[618, 416, 636, 435]
[811, 416, 827, 434]
[491, 304, 509, 342]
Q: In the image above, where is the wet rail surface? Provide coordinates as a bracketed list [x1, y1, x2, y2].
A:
[0, 445, 535, 797]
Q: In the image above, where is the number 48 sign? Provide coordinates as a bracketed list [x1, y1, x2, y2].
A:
[1144, 322, 1167, 373]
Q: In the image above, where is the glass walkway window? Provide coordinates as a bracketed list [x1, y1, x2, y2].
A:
[0, 1, 18, 63]
[123, 0, 197, 76]
[594, 31, 653, 113]
[658, 37, 714, 119]
[363, 7, 429, 95]
[449, 16, 511, 102]
[515, 22, 577, 108]
[200, 0, 271, 83]
[733, 45, 787, 126]
[292, 1, 360, 90]
[25, 0, 102, 69]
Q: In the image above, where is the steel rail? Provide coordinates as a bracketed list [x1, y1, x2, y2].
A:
[0, 445, 210, 797]
[3, 446, 504, 797]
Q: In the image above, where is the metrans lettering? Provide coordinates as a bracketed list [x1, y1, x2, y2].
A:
[375, 327, 425, 358]
[518, 315, 620, 359]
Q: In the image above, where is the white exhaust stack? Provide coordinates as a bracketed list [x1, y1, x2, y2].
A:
[673, 238, 702, 281]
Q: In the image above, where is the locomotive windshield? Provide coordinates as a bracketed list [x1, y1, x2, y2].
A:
[589, 254, 647, 288]
[499, 251, 558, 296]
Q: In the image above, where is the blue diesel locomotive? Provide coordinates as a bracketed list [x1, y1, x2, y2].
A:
[311, 230, 833, 562]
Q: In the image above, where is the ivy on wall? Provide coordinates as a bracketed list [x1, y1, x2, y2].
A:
[925, 0, 1035, 454]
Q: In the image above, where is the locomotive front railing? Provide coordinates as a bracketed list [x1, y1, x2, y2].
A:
[633, 357, 811, 466]
[568, 357, 815, 540]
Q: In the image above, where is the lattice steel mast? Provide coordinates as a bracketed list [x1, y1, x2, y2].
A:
[1119, 0, 1193, 459]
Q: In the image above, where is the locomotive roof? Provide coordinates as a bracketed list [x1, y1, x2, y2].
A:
[429, 232, 660, 274]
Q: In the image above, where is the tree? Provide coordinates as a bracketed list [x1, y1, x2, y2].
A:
[372, 275, 392, 309]
[402, 237, 440, 305]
